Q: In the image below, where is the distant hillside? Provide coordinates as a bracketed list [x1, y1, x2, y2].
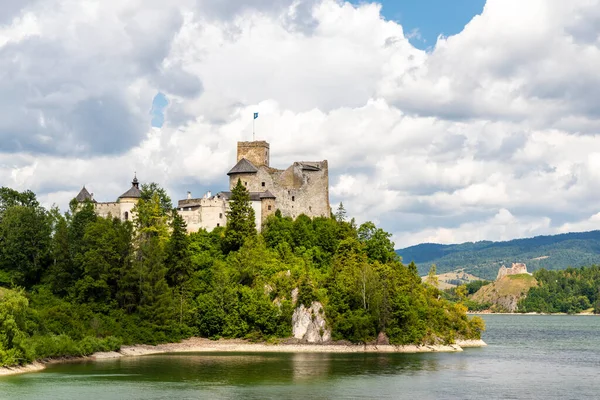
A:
[470, 274, 537, 312]
[420, 271, 481, 290]
[396, 231, 600, 280]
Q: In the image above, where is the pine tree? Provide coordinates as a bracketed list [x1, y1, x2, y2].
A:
[47, 215, 72, 295]
[426, 264, 439, 287]
[138, 235, 174, 325]
[335, 202, 347, 222]
[165, 211, 192, 323]
[127, 189, 173, 321]
[223, 179, 256, 253]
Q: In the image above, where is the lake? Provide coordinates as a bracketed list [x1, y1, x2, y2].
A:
[1, 315, 599, 399]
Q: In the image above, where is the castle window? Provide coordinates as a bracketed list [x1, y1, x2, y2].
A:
[268, 205, 272, 211]
[124, 211, 129, 221]
[244, 181, 247, 186]
[309, 206, 312, 212]
[219, 213, 223, 219]
[261, 182, 265, 187]
[292, 196, 295, 202]
[217, 223, 220, 227]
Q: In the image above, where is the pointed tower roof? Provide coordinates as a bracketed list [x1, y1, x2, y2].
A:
[227, 158, 258, 175]
[119, 174, 142, 199]
[75, 186, 96, 202]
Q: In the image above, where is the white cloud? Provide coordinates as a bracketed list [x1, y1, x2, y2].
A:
[2, 0, 600, 249]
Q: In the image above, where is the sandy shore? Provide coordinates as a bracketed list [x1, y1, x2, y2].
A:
[1, 337, 487, 376]
[0, 362, 45, 376]
[96, 337, 487, 358]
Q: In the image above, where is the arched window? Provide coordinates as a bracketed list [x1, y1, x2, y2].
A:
[124, 211, 129, 221]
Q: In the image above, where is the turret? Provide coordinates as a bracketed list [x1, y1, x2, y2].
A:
[119, 173, 142, 202]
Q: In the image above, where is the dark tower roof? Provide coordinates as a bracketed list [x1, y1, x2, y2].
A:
[227, 158, 258, 175]
[119, 174, 142, 199]
[259, 190, 276, 199]
[75, 186, 96, 202]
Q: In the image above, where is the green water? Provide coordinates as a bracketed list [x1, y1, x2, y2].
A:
[1, 315, 599, 399]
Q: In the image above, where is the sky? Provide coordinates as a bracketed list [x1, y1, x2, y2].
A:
[351, 0, 486, 50]
[1, 0, 600, 249]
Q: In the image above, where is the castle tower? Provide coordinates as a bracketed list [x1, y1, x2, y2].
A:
[237, 141, 270, 167]
[119, 174, 141, 202]
[75, 186, 96, 203]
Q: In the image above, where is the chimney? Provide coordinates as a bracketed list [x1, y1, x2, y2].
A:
[207, 191, 212, 198]
[187, 191, 191, 200]
[91, 193, 94, 201]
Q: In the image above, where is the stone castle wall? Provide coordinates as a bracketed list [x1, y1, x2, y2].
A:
[230, 142, 330, 220]
[261, 197, 276, 225]
[497, 262, 529, 280]
[95, 201, 136, 222]
[237, 141, 270, 167]
[178, 197, 228, 233]
[268, 161, 330, 219]
[177, 196, 265, 233]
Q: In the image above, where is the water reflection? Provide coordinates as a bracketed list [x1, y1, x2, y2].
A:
[18, 352, 446, 386]
[289, 353, 331, 382]
[4, 316, 600, 400]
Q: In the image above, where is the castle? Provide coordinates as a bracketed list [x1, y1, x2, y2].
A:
[75, 175, 141, 222]
[75, 140, 330, 232]
[496, 262, 530, 280]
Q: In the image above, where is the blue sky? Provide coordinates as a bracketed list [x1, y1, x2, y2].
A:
[350, 0, 486, 49]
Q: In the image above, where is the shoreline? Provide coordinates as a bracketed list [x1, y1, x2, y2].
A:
[0, 337, 487, 377]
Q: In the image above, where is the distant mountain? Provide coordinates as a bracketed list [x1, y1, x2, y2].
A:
[396, 230, 600, 280]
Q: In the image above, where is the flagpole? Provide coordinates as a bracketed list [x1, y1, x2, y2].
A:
[253, 117, 255, 141]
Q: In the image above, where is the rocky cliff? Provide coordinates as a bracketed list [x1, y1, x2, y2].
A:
[292, 302, 331, 343]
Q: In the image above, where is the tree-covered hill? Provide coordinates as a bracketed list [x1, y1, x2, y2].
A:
[396, 231, 600, 280]
[0, 184, 483, 367]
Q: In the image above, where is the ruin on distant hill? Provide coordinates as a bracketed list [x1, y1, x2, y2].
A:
[496, 262, 529, 280]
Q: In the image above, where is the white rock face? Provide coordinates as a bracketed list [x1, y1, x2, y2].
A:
[292, 302, 331, 343]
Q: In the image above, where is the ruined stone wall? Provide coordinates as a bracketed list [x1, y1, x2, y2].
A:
[229, 161, 330, 220]
[269, 161, 330, 219]
[497, 262, 529, 280]
[237, 141, 270, 167]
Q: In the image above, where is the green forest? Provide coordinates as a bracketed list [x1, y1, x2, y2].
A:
[396, 231, 600, 279]
[0, 182, 483, 367]
[518, 266, 600, 314]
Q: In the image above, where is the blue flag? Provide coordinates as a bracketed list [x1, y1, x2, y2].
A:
[254, 112, 259, 120]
